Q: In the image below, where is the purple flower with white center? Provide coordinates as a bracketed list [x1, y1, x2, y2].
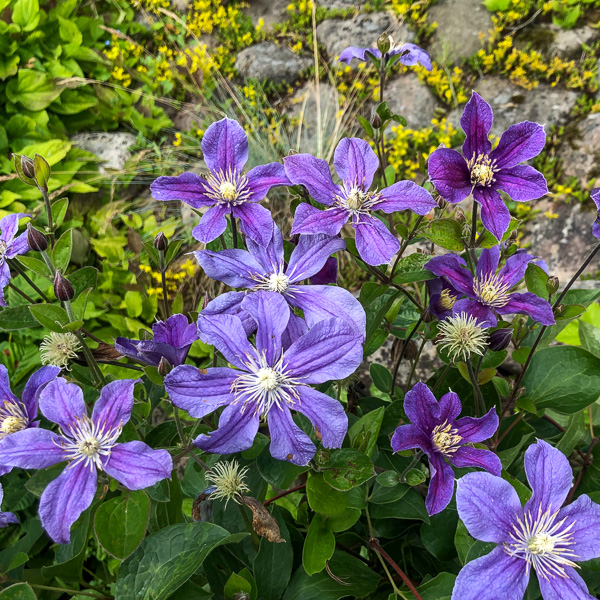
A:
[0, 484, 18, 528]
[195, 222, 366, 340]
[151, 118, 290, 246]
[0, 213, 31, 306]
[426, 245, 555, 327]
[0, 378, 172, 543]
[115, 313, 198, 368]
[391, 382, 500, 516]
[453, 439, 600, 600]
[591, 188, 600, 239]
[284, 138, 437, 266]
[338, 42, 432, 71]
[164, 292, 363, 466]
[426, 277, 461, 321]
[0, 364, 60, 476]
[428, 92, 548, 241]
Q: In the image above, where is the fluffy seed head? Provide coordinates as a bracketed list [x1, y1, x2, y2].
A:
[40, 332, 82, 370]
[206, 460, 250, 506]
[437, 313, 488, 362]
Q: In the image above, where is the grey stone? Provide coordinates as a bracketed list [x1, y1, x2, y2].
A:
[243, 0, 289, 32]
[71, 132, 137, 173]
[384, 73, 440, 129]
[447, 77, 578, 136]
[551, 25, 599, 59]
[316, 0, 368, 8]
[428, 0, 492, 62]
[316, 13, 411, 61]
[236, 42, 311, 84]
[521, 197, 600, 283]
[558, 112, 600, 184]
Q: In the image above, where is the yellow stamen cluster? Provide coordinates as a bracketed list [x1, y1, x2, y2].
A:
[431, 421, 462, 455]
[467, 154, 496, 187]
[472, 273, 512, 308]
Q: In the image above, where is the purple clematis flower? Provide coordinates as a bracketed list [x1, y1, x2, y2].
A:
[0, 484, 18, 528]
[426, 245, 555, 327]
[284, 137, 437, 266]
[151, 118, 290, 246]
[338, 42, 432, 71]
[0, 378, 172, 543]
[0, 364, 60, 476]
[428, 92, 548, 241]
[195, 222, 366, 340]
[0, 213, 31, 306]
[391, 382, 500, 516]
[426, 277, 461, 321]
[164, 292, 363, 466]
[591, 188, 600, 239]
[453, 439, 600, 600]
[115, 314, 198, 368]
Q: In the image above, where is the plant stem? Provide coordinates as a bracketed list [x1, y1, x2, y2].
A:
[238, 503, 261, 549]
[399, 450, 423, 483]
[390, 215, 425, 277]
[28, 583, 106, 599]
[264, 483, 307, 506]
[466, 360, 484, 417]
[231, 215, 238, 249]
[158, 249, 170, 319]
[405, 335, 426, 392]
[40, 186, 55, 248]
[10, 259, 51, 301]
[432, 363, 451, 393]
[8, 282, 35, 304]
[554, 242, 600, 308]
[391, 316, 423, 395]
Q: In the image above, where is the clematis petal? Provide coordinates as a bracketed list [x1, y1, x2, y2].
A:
[354, 215, 400, 266]
[197, 313, 256, 370]
[246, 222, 284, 273]
[246, 162, 290, 202]
[391, 424, 432, 454]
[268, 406, 316, 466]
[150, 173, 214, 208]
[6, 230, 29, 259]
[40, 462, 96, 544]
[454, 407, 499, 443]
[192, 204, 230, 244]
[281, 312, 308, 350]
[404, 382, 441, 434]
[461, 91, 493, 159]
[294, 386, 348, 449]
[284, 318, 363, 384]
[558, 494, 600, 561]
[474, 186, 511, 242]
[233, 202, 275, 247]
[537, 566, 596, 600]
[202, 292, 255, 336]
[498, 250, 536, 288]
[0, 262, 10, 307]
[426, 452, 455, 515]
[338, 46, 379, 64]
[494, 165, 548, 201]
[438, 390, 462, 423]
[152, 314, 198, 349]
[241, 292, 289, 364]
[165, 365, 236, 418]
[450, 547, 529, 600]
[0, 365, 19, 409]
[92, 379, 139, 431]
[477, 246, 500, 281]
[334, 137, 379, 190]
[456, 472, 523, 543]
[427, 148, 472, 204]
[489, 121, 546, 169]
[395, 43, 432, 70]
[39, 378, 86, 431]
[450, 446, 502, 476]
[103, 441, 172, 491]
[592, 188, 600, 239]
[378, 180, 437, 215]
[286, 234, 345, 283]
[497, 293, 555, 326]
[0, 428, 65, 469]
[426, 254, 474, 297]
[452, 298, 497, 327]
[285, 284, 366, 338]
[193, 248, 265, 288]
[0, 213, 25, 242]
[291, 204, 348, 237]
[284, 154, 341, 205]
[524, 439, 572, 516]
[194, 403, 260, 455]
[310, 256, 338, 285]
[201, 117, 248, 173]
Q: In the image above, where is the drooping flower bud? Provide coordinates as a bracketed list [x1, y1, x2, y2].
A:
[546, 276, 559, 295]
[371, 113, 383, 129]
[377, 33, 392, 54]
[157, 356, 172, 376]
[27, 224, 48, 252]
[488, 328, 512, 352]
[54, 271, 74, 302]
[435, 195, 447, 210]
[454, 207, 466, 223]
[154, 232, 168, 252]
[21, 155, 36, 179]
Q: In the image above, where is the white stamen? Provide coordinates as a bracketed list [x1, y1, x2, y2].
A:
[0, 400, 28, 438]
[437, 312, 488, 362]
[205, 167, 251, 206]
[473, 272, 512, 308]
[251, 265, 291, 294]
[467, 153, 497, 187]
[205, 459, 250, 506]
[333, 183, 382, 219]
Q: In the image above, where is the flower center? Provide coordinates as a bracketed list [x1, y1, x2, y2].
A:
[256, 367, 279, 391]
[79, 437, 101, 457]
[438, 289, 457, 311]
[40, 331, 82, 370]
[219, 181, 238, 201]
[0, 400, 28, 438]
[473, 273, 512, 308]
[334, 184, 382, 217]
[1, 416, 25, 434]
[431, 421, 462, 455]
[205, 168, 251, 206]
[437, 313, 488, 362]
[504, 506, 579, 580]
[346, 188, 367, 210]
[0, 241, 7, 264]
[267, 273, 290, 293]
[467, 154, 496, 187]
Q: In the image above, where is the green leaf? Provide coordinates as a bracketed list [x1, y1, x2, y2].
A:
[302, 514, 335, 575]
[421, 512, 458, 561]
[369, 488, 430, 523]
[0, 583, 37, 599]
[357, 115, 374, 139]
[416, 572, 457, 600]
[6, 552, 28, 572]
[393, 269, 435, 284]
[348, 407, 385, 457]
[478, 217, 519, 248]
[29, 303, 78, 333]
[224, 573, 252, 598]
[94, 491, 150, 560]
[68, 267, 98, 299]
[53, 229, 73, 272]
[51, 198, 69, 228]
[17, 255, 51, 278]
[454, 519, 475, 565]
[579, 320, 600, 358]
[359, 281, 387, 306]
[556, 304, 585, 320]
[421, 219, 464, 251]
[33, 154, 50, 190]
[257, 450, 309, 488]
[12, 0, 40, 31]
[323, 448, 375, 491]
[0, 54, 20, 80]
[525, 262, 549, 300]
[115, 523, 247, 600]
[370, 364, 393, 394]
[556, 410, 586, 457]
[306, 475, 347, 515]
[0, 305, 38, 330]
[6, 70, 62, 111]
[521, 345, 600, 413]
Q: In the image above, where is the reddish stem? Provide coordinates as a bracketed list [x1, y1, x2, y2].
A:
[264, 483, 306, 506]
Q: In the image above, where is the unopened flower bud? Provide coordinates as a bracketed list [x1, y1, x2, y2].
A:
[488, 328, 512, 351]
[21, 155, 35, 179]
[27, 224, 48, 252]
[288, 148, 298, 156]
[377, 33, 392, 54]
[422, 308, 435, 323]
[454, 207, 466, 223]
[53, 271, 74, 302]
[508, 230, 518, 241]
[554, 304, 565, 316]
[157, 356, 172, 376]
[461, 223, 471, 239]
[154, 232, 168, 252]
[202, 292, 212, 310]
[546, 276, 559, 295]
[371, 113, 383, 129]
[435, 195, 447, 210]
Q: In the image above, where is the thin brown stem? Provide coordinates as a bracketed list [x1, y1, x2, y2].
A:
[391, 316, 423, 395]
[264, 483, 306, 506]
